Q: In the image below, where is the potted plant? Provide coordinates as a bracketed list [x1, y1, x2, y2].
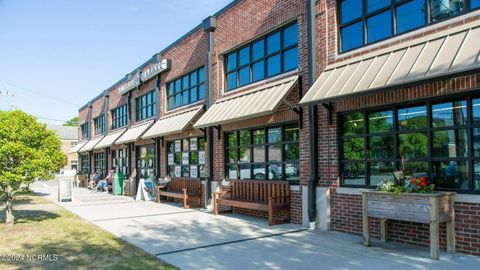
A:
[362, 159, 456, 259]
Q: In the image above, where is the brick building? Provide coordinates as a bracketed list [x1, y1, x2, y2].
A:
[72, 0, 480, 256]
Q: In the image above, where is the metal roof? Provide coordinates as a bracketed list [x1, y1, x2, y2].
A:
[94, 128, 127, 150]
[46, 124, 78, 140]
[142, 105, 203, 139]
[115, 120, 154, 145]
[79, 136, 104, 153]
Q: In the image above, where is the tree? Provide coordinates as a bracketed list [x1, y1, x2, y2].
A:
[0, 110, 66, 225]
[63, 116, 79, 127]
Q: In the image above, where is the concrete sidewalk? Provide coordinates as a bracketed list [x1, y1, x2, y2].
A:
[32, 181, 480, 270]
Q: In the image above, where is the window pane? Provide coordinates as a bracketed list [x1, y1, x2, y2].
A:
[342, 163, 366, 185]
[430, 0, 464, 22]
[168, 82, 175, 95]
[340, 0, 362, 23]
[227, 164, 238, 179]
[199, 67, 205, 83]
[473, 161, 480, 191]
[182, 75, 189, 89]
[473, 128, 480, 157]
[182, 166, 190, 178]
[369, 135, 394, 159]
[182, 90, 189, 105]
[342, 112, 364, 135]
[227, 52, 237, 71]
[284, 143, 299, 161]
[190, 151, 198, 164]
[198, 84, 205, 99]
[367, 11, 392, 43]
[396, 0, 425, 34]
[369, 162, 395, 186]
[267, 127, 281, 143]
[190, 87, 198, 102]
[283, 23, 298, 48]
[398, 105, 427, 130]
[252, 39, 265, 61]
[239, 67, 250, 87]
[175, 79, 181, 93]
[239, 130, 250, 146]
[432, 101, 467, 127]
[175, 94, 181, 107]
[253, 129, 265, 144]
[432, 161, 468, 190]
[473, 98, 480, 125]
[268, 164, 283, 180]
[341, 22, 363, 52]
[227, 133, 237, 147]
[473, 0, 480, 8]
[238, 46, 250, 66]
[284, 124, 299, 141]
[239, 164, 251, 179]
[252, 61, 265, 82]
[182, 139, 189, 151]
[399, 133, 428, 159]
[267, 54, 281, 77]
[253, 146, 265, 162]
[253, 164, 266, 179]
[367, 0, 389, 13]
[285, 163, 299, 181]
[227, 72, 237, 90]
[432, 129, 468, 158]
[283, 47, 298, 71]
[267, 31, 280, 54]
[198, 138, 205, 151]
[368, 110, 393, 133]
[343, 138, 365, 160]
[403, 161, 429, 179]
[239, 147, 251, 163]
[190, 71, 198, 85]
[268, 144, 282, 162]
[229, 149, 238, 163]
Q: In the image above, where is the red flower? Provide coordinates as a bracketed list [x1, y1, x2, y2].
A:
[411, 178, 416, 184]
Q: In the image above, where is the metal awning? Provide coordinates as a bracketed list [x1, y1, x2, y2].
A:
[68, 141, 87, 154]
[300, 21, 480, 106]
[79, 136, 104, 153]
[194, 75, 298, 128]
[94, 128, 126, 150]
[115, 120, 154, 145]
[142, 105, 203, 139]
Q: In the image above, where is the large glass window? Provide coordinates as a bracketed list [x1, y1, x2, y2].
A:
[112, 104, 128, 130]
[167, 67, 205, 110]
[136, 91, 157, 121]
[340, 96, 480, 192]
[94, 115, 105, 135]
[225, 22, 298, 91]
[112, 148, 129, 177]
[81, 122, 90, 140]
[338, 0, 476, 52]
[80, 153, 90, 175]
[136, 144, 156, 180]
[167, 137, 206, 178]
[225, 123, 299, 183]
[94, 152, 106, 179]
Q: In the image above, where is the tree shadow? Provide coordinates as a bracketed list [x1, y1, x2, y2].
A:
[0, 210, 60, 224]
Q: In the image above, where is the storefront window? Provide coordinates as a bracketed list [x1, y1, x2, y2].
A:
[81, 123, 90, 140]
[136, 144, 156, 180]
[340, 96, 480, 192]
[112, 104, 128, 130]
[225, 123, 300, 183]
[112, 148, 129, 177]
[136, 91, 157, 121]
[94, 115, 105, 135]
[167, 67, 205, 110]
[94, 152, 105, 178]
[167, 137, 206, 178]
[80, 153, 90, 175]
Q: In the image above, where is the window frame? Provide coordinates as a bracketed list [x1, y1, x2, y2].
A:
[93, 114, 106, 135]
[111, 104, 128, 130]
[337, 0, 479, 53]
[135, 90, 157, 122]
[224, 122, 300, 184]
[224, 21, 299, 92]
[136, 144, 157, 180]
[339, 92, 480, 194]
[166, 67, 205, 111]
[166, 136, 206, 179]
[81, 122, 90, 140]
[80, 153, 90, 175]
[93, 152, 106, 179]
[111, 148, 129, 177]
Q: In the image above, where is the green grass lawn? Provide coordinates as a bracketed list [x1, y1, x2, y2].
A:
[0, 192, 176, 270]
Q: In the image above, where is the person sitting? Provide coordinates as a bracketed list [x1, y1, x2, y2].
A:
[89, 171, 101, 190]
[95, 170, 112, 192]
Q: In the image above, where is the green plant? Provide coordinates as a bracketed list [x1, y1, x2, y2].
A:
[376, 158, 434, 194]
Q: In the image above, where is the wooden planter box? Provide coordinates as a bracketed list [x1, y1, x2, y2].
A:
[362, 191, 456, 259]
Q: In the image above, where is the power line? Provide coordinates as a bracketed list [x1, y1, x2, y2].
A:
[0, 80, 81, 106]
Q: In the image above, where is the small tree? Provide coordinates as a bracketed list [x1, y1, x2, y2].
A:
[63, 116, 79, 127]
[0, 110, 65, 225]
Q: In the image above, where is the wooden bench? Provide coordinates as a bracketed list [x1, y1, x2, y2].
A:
[157, 179, 202, 209]
[213, 180, 290, 226]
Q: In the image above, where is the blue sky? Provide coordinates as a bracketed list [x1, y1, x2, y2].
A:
[0, 0, 231, 124]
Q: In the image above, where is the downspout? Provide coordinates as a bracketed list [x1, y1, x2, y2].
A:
[307, 0, 319, 226]
[127, 90, 133, 178]
[88, 102, 93, 177]
[104, 90, 109, 174]
[154, 74, 161, 178]
[203, 16, 216, 205]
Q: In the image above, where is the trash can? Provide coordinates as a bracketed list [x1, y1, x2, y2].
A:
[113, 172, 124, 195]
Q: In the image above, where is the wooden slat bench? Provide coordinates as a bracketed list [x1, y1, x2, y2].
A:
[157, 179, 202, 209]
[213, 180, 290, 226]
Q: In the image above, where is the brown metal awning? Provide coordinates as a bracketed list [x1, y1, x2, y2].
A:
[300, 21, 480, 106]
[115, 120, 154, 145]
[142, 105, 203, 139]
[94, 128, 126, 150]
[68, 141, 87, 154]
[78, 136, 104, 153]
[194, 75, 298, 128]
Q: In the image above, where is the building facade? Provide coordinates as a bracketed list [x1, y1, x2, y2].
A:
[74, 0, 480, 256]
[47, 124, 78, 171]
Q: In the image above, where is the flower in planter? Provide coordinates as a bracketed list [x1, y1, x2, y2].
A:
[377, 159, 435, 194]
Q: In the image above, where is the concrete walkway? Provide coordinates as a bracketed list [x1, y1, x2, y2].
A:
[32, 181, 480, 270]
